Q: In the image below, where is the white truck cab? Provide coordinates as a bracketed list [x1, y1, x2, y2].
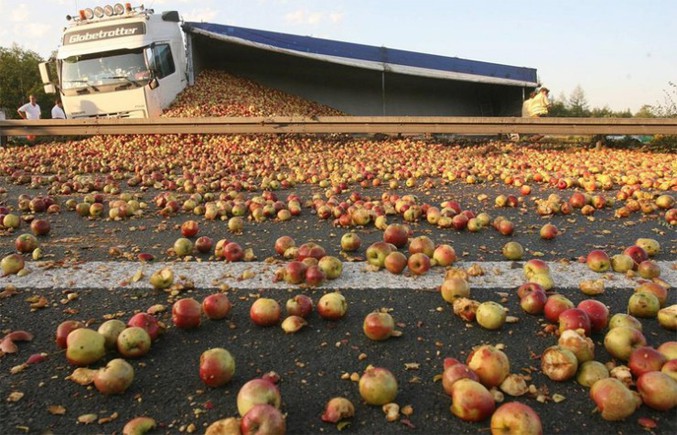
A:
[40, 3, 188, 118]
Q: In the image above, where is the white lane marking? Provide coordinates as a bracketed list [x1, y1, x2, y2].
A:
[1, 261, 675, 291]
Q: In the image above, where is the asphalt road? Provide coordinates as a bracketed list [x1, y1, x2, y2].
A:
[0, 141, 676, 434]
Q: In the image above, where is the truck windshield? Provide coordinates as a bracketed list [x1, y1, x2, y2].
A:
[61, 49, 150, 91]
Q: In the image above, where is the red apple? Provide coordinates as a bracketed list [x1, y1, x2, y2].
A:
[199, 347, 236, 387]
[172, 298, 202, 329]
[15, 233, 38, 254]
[523, 259, 550, 280]
[558, 308, 592, 336]
[490, 402, 542, 435]
[516, 282, 545, 299]
[363, 312, 401, 341]
[586, 250, 610, 272]
[358, 366, 398, 405]
[55, 320, 85, 349]
[635, 282, 668, 307]
[407, 252, 431, 275]
[250, 298, 281, 327]
[577, 299, 609, 333]
[296, 242, 326, 262]
[93, 358, 134, 395]
[180, 220, 199, 237]
[304, 265, 326, 286]
[223, 242, 244, 262]
[442, 361, 479, 396]
[285, 294, 313, 318]
[321, 397, 355, 423]
[240, 404, 285, 435]
[539, 223, 558, 240]
[127, 312, 161, 341]
[384, 251, 408, 274]
[30, 218, 51, 236]
[637, 260, 661, 279]
[497, 219, 514, 236]
[274, 236, 295, 256]
[283, 261, 308, 285]
[383, 223, 409, 248]
[317, 292, 347, 320]
[202, 293, 232, 320]
[624, 245, 649, 268]
[636, 371, 677, 411]
[628, 346, 668, 378]
[194, 236, 214, 254]
[569, 191, 587, 208]
[520, 288, 547, 315]
[449, 378, 495, 422]
[544, 294, 574, 323]
[116, 326, 151, 358]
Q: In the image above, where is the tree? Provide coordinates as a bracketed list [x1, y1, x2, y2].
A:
[567, 85, 590, 117]
[634, 105, 656, 118]
[652, 81, 677, 118]
[0, 44, 46, 119]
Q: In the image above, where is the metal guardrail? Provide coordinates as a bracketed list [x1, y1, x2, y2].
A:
[1, 116, 677, 136]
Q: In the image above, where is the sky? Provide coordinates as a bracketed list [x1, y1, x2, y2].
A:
[1, 0, 674, 113]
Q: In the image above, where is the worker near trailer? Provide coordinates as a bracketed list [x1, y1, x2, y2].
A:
[17, 94, 42, 120]
[530, 87, 551, 117]
[51, 99, 66, 119]
[522, 91, 537, 117]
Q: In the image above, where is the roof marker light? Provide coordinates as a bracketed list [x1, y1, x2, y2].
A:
[83, 8, 94, 20]
[93, 6, 104, 18]
[113, 3, 126, 15]
[103, 5, 114, 16]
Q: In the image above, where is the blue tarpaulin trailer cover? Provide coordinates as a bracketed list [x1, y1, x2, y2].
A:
[183, 22, 538, 87]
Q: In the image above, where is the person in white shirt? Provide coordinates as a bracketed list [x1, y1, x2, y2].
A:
[51, 99, 66, 119]
[17, 95, 41, 120]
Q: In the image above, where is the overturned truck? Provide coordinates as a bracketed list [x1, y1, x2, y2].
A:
[40, 3, 538, 119]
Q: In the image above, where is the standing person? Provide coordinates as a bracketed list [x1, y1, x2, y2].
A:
[51, 99, 66, 119]
[522, 91, 537, 117]
[530, 87, 551, 117]
[17, 94, 42, 120]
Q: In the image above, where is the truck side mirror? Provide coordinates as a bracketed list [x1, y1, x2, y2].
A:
[149, 78, 160, 90]
[39, 62, 56, 94]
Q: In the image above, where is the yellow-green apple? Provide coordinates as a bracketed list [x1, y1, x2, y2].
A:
[317, 292, 347, 320]
[608, 313, 642, 331]
[657, 305, 677, 330]
[610, 254, 634, 273]
[590, 378, 641, 421]
[541, 346, 578, 381]
[237, 378, 282, 416]
[56, 320, 85, 349]
[476, 301, 507, 330]
[173, 237, 193, 257]
[637, 260, 661, 279]
[604, 326, 647, 361]
[149, 267, 174, 290]
[576, 361, 609, 387]
[635, 282, 667, 307]
[490, 401, 542, 435]
[635, 238, 660, 256]
[116, 326, 151, 358]
[93, 358, 134, 394]
[440, 277, 470, 303]
[627, 291, 660, 318]
[502, 241, 524, 260]
[365, 241, 395, 269]
[340, 232, 361, 252]
[97, 319, 126, 349]
[66, 328, 106, 366]
[285, 294, 313, 318]
[318, 255, 342, 279]
[358, 366, 398, 405]
[523, 259, 550, 280]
